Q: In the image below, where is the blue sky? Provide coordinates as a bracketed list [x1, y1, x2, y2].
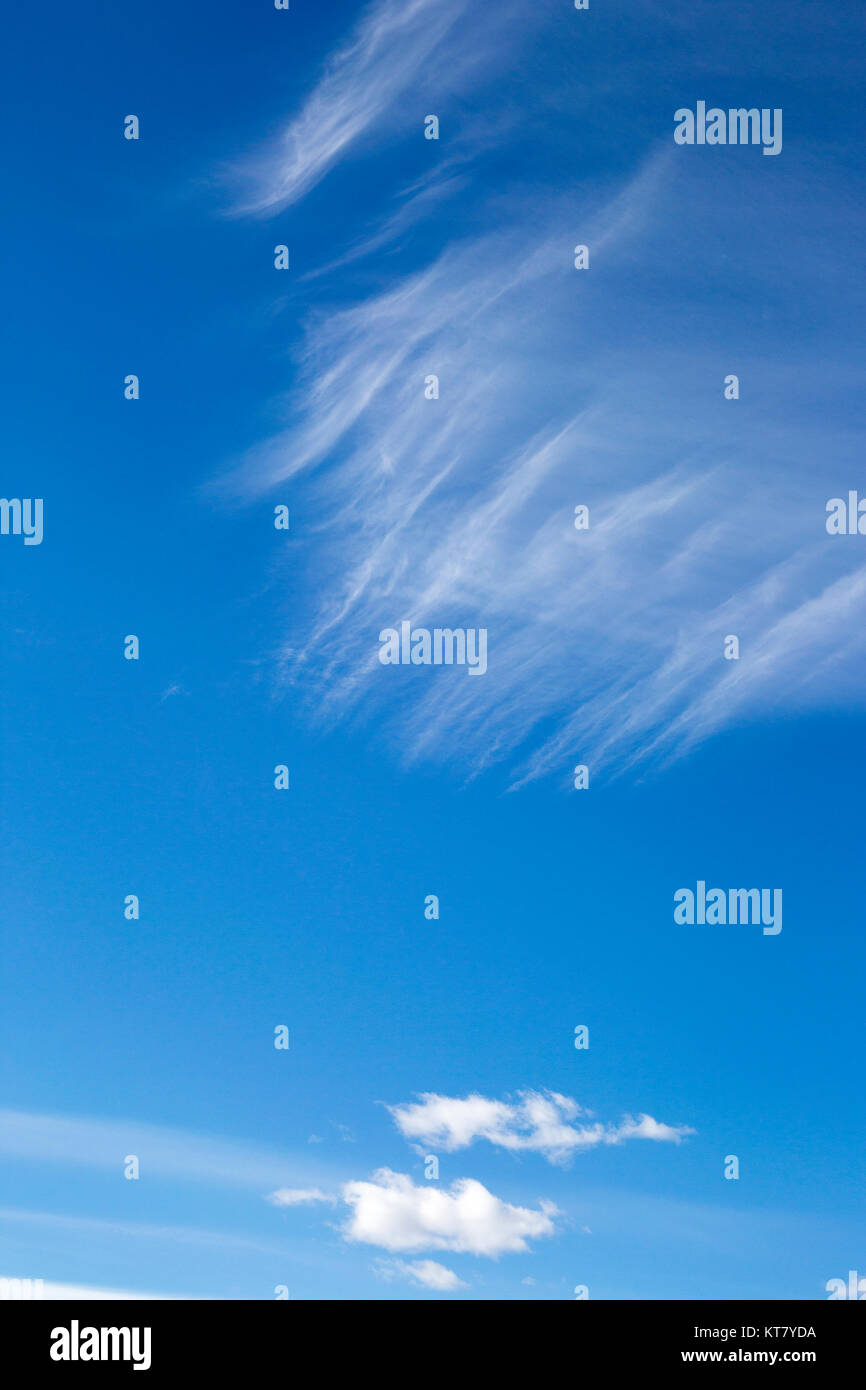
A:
[1, 0, 865, 1299]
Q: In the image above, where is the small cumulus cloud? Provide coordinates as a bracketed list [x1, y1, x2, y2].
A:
[388, 1090, 694, 1164]
[341, 1168, 558, 1256]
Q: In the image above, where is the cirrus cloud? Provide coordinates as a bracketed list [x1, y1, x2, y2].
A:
[267, 1187, 337, 1208]
[375, 1258, 468, 1291]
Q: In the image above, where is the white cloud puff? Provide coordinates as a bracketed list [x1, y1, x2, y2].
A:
[341, 1168, 558, 1256]
[389, 1090, 693, 1163]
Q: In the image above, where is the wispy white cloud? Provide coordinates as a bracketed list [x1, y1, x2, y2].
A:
[388, 1091, 693, 1164]
[228, 0, 523, 216]
[0, 1108, 335, 1193]
[0, 1275, 175, 1301]
[0, 1206, 297, 1257]
[219, 141, 866, 781]
[299, 165, 472, 282]
[341, 1168, 558, 1256]
[215, 0, 866, 785]
[267, 1188, 337, 1208]
[159, 683, 188, 702]
[375, 1257, 468, 1290]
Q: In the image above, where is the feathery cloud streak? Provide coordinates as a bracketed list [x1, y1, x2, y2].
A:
[0, 1108, 333, 1193]
[222, 5, 866, 781]
[229, 0, 526, 216]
